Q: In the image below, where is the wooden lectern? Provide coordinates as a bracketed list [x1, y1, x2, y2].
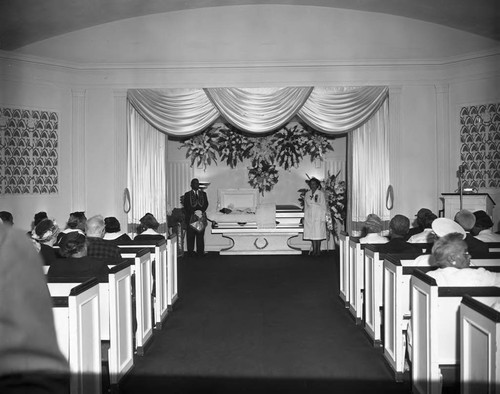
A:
[440, 193, 495, 219]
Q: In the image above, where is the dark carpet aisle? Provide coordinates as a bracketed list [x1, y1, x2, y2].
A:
[119, 251, 411, 394]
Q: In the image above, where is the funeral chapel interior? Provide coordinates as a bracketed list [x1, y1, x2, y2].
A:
[1, 1, 499, 251]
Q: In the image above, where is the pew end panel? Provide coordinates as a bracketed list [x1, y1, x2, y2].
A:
[411, 270, 500, 394]
[167, 234, 179, 308]
[348, 238, 364, 324]
[460, 295, 500, 394]
[338, 231, 350, 307]
[51, 279, 102, 394]
[383, 256, 433, 381]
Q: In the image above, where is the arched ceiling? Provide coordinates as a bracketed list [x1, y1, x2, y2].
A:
[1, 0, 499, 51]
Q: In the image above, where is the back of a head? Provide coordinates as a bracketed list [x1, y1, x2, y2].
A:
[59, 230, 86, 257]
[86, 215, 105, 237]
[104, 216, 121, 233]
[33, 211, 48, 227]
[423, 212, 438, 229]
[32, 218, 59, 244]
[416, 208, 433, 227]
[473, 210, 493, 230]
[0, 211, 14, 226]
[364, 214, 382, 234]
[67, 211, 87, 231]
[431, 232, 468, 268]
[140, 213, 159, 231]
[389, 214, 410, 237]
[455, 209, 476, 231]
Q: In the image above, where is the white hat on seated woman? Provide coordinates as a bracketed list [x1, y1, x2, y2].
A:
[431, 217, 466, 239]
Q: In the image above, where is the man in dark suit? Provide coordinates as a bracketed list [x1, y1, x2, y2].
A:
[183, 178, 209, 256]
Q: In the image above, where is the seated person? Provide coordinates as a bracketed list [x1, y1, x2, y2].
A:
[133, 213, 165, 244]
[408, 210, 437, 244]
[85, 215, 122, 263]
[103, 216, 133, 245]
[413, 217, 466, 266]
[48, 230, 110, 282]
[56, 211, 87, 244]
[0, 211, 14, 226]
[378, 214, 421, 254]
[0, 224, 69, 394]
[27, 211, 48, 236]
[406, 208, 434, 240]
[427, 232, 500, 286]
[31, 218, 61, 265]
[472, 210, 500, 243]
[358, 214, 388, 244]
[454, 209, 488, 254]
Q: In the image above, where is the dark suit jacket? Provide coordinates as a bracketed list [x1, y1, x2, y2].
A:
[465, 233, 489, 255]
[47, 256, 110, 282]
[183, 189, 209, 224]
[377, 238, 421, 254]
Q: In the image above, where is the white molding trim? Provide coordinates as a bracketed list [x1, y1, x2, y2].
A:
[388, 86, 402, 214]
[113, 89, 128, 225]
[71, 89, 86, 210]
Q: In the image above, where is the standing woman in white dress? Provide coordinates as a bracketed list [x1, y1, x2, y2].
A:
[303, 177, 327, 256]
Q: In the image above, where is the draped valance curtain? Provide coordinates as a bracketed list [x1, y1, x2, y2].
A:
[127, 86, 388, 135]
[126, 86, 390, 233]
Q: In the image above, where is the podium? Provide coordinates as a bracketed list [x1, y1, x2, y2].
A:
[440, 193, 495, 219]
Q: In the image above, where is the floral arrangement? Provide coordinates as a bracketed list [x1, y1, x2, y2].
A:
[324, 170, 347, 228]
[216, 124, 254, 168]
[181, 121, 335, 194]
[180, 127, 219, 170]
[273, 125, 307, 170]
[248, 160, 279, 195]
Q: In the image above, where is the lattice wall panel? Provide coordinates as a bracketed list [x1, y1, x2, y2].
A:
[460, 103, 500, 189]
[0, 108, 59, 194]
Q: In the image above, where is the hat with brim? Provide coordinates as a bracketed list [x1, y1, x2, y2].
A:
[431, 218, 466, 239]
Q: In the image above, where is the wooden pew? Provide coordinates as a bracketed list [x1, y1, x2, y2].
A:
[47, 262, 135, 388]
[347, 237, 364, 324]
[119, 240, 170, 329]
[460, 295, 500, 394]
[167, 234, 179, 308]
[486, 242, 500, 252]
[338, 231, 350, 308]
[363, 244, 431, 346]
[50, 278, 101, 394]
[117, 248, 154, 356]
[383, 254, 500, 381]
[410, 269, 500, 394]
[382, 255, 434, 381]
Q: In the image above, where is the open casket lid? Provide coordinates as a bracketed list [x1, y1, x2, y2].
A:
[219, 188, 259, 211]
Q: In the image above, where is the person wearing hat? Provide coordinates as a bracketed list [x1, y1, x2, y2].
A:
[408, 211, 438, 244]
[406, 208, 434, 240]
[454, 209, 488, 254]
[472, 210, 500, 242]
[47, 230, 109, 282]
[31, 218, 61, 265]
[359, 214, 388, 244]
[303, 177, 327, 256]
[378, 214, 421, 254]
[133, 212, 166, 244]
[103, 216, 133, 245]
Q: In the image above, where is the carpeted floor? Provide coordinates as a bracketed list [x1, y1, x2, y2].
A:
[119, 251, 412, 394]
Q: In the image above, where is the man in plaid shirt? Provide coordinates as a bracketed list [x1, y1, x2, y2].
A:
[86, 215, 122, 263]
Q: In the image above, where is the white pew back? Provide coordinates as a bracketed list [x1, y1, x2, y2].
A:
[338, 231, 350, 307]
[383, 256, 433, 381]
[48, 263, 134, 386]
[167, 234, 179, 308]
[50, 278, 101, 394]
[411, 269, 500, 394]
[118, 248, 153, 356]
[348, 238, 364, 324]
[120, 239, 171, 329]
[460, 295, 500, 394]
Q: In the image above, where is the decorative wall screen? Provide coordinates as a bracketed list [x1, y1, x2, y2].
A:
[0, 108, 59, 194]
[460, 103, 500, 188]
